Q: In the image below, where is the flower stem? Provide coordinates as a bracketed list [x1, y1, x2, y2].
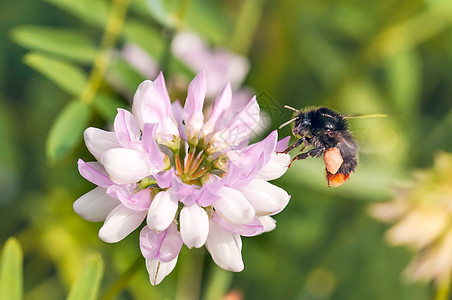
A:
[80, 0, 131, 105]
[230, 0, 265, 55]
[175, 248, 204, 300]
[99, 255, 142, 300]
[202, 265, 233, 300]
[434, 277, 451, 300]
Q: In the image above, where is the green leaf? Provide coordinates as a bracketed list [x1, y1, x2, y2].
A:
[0, 238, 23, 300]
[11, 25, 97, 63]
[43, 0, 108, 27]
[144, 0, 177, 27]
[122, 20, 165, 57]
[185, 0, 231, 45]
[24, 53, 88, 96]
[67, 255, 104, 300]
[93, 94, 126, 121]
[46, 100, 91, 163]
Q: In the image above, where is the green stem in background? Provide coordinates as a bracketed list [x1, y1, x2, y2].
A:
[230, 0, 265, 55]
[175, 248, 205, 300]
[159, 0, 193, 75]
[202, 264, 233, 300]
[99, 255, 142, 300]
[80, 0, 131, 105]
[176, 0, 192, 24]
[434, 277, 451, 300]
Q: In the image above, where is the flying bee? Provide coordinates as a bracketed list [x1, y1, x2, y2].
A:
[279, 106, 385, 187]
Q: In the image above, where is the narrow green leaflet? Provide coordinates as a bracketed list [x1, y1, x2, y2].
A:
[67, 255, 104, 300]
[12, 25, 97, 63]
[24, 53, 88, 97]
[93, 94, 126, 121]
[0, 238, 23, 300]
[43, 0, 108, 27]
[46, 100, 91, 163]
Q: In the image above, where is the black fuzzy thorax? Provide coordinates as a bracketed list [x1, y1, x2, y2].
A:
[293, 107, 349, 149]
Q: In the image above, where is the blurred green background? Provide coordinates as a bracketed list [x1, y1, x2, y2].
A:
[1, 0, 452, 299]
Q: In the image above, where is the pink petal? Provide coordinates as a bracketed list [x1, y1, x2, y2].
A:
[213, 186, 254, 225]
[77, 159, 114, 188]
[275, 136, 290, 152]
[256, 153, 291, 181]
[180, 205, 209, 248]
[212, 213, 264, 237]
[84, 127, 120, 161]
[146, 257, 178, 286]
[99, 204, 147, 243]
[203, 82, 232, 135]
[212, 97, 260, 149]
[197, 177, 222, 206]
[153, 169, 175, 189]
[101, 148, 153, 185]
[132, 74, 179, 145]
[140, 226, 165, 260]
[158, 223, 183, 262]
[142, 123, 164, 170]
[107, 185, 151, 211]
[239, 179, 290, 216]
[224, 131, 278, 187]
[114, 109, 141, 149]
[206, 221, 243, 272]
[171, 100, 187, 140]
[73, 187, 120, 222]
[182, 71, 206, 138]
[147, 191, 178, 232]
[121, 44, 159, 78]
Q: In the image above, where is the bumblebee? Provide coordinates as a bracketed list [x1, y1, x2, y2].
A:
[279, 106, 358, 187]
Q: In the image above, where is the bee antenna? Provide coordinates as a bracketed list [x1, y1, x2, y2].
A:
[278, 117, 298, 129]
[284, 105, 299, 113]
[344, 113, 388, 119]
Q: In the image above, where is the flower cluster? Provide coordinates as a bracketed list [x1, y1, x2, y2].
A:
[74, 71, 291, 285]
[369, 152, 452, 284]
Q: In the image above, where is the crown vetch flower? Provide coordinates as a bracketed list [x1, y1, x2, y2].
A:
[74, 71, 291, 285]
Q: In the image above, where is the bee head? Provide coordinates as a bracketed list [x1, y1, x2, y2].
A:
[292, 112, 312, 137]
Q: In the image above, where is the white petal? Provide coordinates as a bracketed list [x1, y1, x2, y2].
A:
[147, 191, 178, 232]
[180, 205, 209, 248]
[74, 187, 120, 222]
[99, 205, 147, 243]
[239, 179, 290, 216]
[213, 187, 254, 225]
[206, 222, 243, 272]
[258, 216, 277, 232]
[84, 128, 120, 161]
[386, 209, 448, 249]
[146, 257, 178, 286]
[101, 148, 153, 185]
[256, 153, 290, 181]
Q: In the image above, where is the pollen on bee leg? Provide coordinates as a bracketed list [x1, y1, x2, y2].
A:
[323, 147, 343, 174]
[326, 172, 350, 187]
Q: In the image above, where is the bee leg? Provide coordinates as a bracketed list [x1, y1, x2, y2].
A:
[288, 147, 325, 168]
[278, 137, 305, 154]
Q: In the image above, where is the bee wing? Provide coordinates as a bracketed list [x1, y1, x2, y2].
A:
[348, 118, 399, 154]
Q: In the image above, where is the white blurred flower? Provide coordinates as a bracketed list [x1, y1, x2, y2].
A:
[369, 152, 452, 284]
